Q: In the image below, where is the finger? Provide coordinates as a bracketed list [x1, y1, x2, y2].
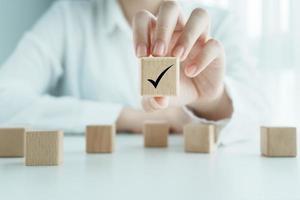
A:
[133, 10, 156, 58]
[172, 8, 210, 61]
[185, 39, 223, 78]
[142, 96, 169, 112]
[152, 1, 183, 56]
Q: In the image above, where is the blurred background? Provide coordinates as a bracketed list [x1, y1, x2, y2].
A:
[206, 0, 300, 126]
[0, 0, 53, 62]
[0, 0, 299, 126]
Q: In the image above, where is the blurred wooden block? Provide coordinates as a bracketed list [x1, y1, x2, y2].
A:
[25, 131, 64, 166]
[261, 127, 297, 157]
[184, 123, 216, 153]
[0, 128, 25, 157]
[141, 57, 179, 96]
[143, 121, 169, 147]
[86, 125, 115, 153]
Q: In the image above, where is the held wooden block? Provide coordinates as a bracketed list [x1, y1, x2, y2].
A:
[184, 123, 216, 153]
[141, 57, 179, 96]
[261, 127, 297, 157]
[86, 125, 115, 153]
[0, 128, 25, 157]
[25, 131, 64, 166]
[143, 121, 169, 147]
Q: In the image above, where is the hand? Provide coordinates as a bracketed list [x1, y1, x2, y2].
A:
[133, 1, 232, 120]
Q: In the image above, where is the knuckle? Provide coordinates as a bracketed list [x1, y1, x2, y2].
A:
[209, 39, 222, 49]
[181, 32, 193, 45]
[162, 1, 179, 11]
[208, 39, 224, 54]
[157, 24, 169, 35]
[156, 25, 171, 40]
[192, 8, 210, 22]
[134, 9, 151, 21]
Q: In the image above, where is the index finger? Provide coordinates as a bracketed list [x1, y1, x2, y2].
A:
[172, 8, 210, 61]
[132, 10, 156, 58]
[152, 1, 184, 57]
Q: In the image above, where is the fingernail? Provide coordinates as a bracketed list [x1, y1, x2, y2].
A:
[153, 41, 165, 56]
[172, 46, 184, 60]
[185, 65, 198, 77]
[136, 43, 147, 57]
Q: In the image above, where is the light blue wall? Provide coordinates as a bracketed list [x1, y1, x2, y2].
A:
[0, 0, 54, 64]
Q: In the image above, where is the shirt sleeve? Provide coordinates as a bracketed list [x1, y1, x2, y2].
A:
[184, 10, 268, 145]
[0, 2, 123, 134]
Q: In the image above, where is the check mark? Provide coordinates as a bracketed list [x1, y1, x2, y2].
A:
[147, 64, 174, 88]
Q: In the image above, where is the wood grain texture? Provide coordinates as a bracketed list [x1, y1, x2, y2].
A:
[143, 121, 169, 148]
[261, 127, 297, 157]
[0, 128, 25, 157]
[86, 125, 115, 153]
[184, 123, 216, 153]
[25, 131, 64, 166]
[141, 57, 179, 96]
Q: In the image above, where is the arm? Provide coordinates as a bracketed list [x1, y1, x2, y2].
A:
[132, 1, 266, 143]
[209, 12, 268, 144]
[183, 9, 267, 144]
[132, 2, 233, 120]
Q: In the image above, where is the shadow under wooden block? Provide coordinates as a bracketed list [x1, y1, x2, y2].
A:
[86, 125, 115, 153]
[261, 127, 297, 157]
[0, 128, 25, 157]
[143, 121, 169, 148]
[184, 123, 216, 153]
[25, 131, 64, 166]
[141, 57, 179, 96]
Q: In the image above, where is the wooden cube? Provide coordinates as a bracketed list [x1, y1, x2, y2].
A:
[143, 121, 169, 147]
[141, 57, 179, 96]
[184, 123, 216, 153]
[0, 128, 25, 157]
[25, 131, 64, 166]
[86, 125, 115, 153]
[261, 127, 297, 157]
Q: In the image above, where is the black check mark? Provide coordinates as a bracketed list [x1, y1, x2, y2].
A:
[147, 64, 174, 88]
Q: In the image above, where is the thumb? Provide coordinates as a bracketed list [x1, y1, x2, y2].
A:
[141, 96, 169, 112]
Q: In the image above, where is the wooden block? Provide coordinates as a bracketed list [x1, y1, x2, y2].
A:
[143, 121, 169, 147]
[261, 127, 297, 157]
[25, 131, 64, 166]
[141, 57, 179, 96]
[0, 128, 25, 157]
[184, 123, 216, 153]
[86, 125, 115, 153]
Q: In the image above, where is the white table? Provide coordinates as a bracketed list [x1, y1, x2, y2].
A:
[0, 135, 299, 200]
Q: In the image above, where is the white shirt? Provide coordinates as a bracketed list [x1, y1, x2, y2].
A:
[0, 0, 266, 145]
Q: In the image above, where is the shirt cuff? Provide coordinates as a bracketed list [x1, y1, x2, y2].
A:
[182, 80, 235, 145]
[217, 77, 265, 145]
[182, 106, 231, 146]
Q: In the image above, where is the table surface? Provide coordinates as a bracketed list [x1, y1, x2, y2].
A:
[0, 134, 299, 200]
